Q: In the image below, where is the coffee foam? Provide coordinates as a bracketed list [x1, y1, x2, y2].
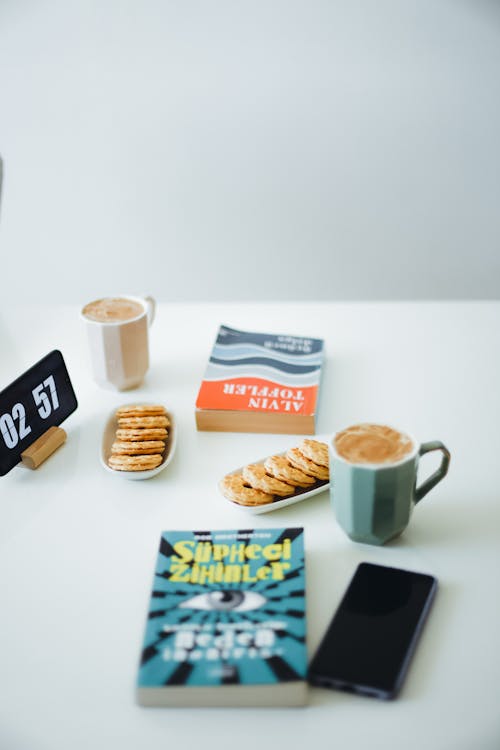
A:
[333, 423, 414, 465]
[82, 297, 144, 323]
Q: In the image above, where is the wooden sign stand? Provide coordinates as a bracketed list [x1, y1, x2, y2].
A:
[20, 426, 67, 470]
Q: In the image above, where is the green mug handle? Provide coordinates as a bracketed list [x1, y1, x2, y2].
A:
[415, 441, 451, 503]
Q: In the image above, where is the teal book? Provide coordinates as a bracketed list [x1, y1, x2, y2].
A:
[136, 528, 307, 706]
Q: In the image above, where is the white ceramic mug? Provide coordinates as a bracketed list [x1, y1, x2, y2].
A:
[81, 295, 156, 390]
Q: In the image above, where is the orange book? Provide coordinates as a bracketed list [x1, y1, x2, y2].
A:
[195, 325, 324, 434]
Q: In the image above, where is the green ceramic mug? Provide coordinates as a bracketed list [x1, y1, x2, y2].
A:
[329, 424, 451, 545]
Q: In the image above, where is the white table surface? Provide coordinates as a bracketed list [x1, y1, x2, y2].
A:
[1, 302, 499, 750]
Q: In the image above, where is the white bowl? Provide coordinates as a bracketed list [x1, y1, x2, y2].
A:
[100, 405, 177, 480]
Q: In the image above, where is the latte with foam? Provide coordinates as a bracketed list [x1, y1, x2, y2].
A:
[81, 295, 154, 390]
[82, 297, 144, 323]
[333, 423, 414, 465]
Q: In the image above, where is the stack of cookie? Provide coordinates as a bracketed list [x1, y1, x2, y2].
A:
[108, 404, 170, 472]
[220, 439, 330, 507]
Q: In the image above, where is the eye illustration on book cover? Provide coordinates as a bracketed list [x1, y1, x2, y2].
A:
[137, 528, 307, 701]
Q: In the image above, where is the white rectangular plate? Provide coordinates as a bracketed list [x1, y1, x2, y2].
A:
[220, 452, 330, 514]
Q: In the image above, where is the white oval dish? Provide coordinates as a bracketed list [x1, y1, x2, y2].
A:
[100, 405, 176, 480]
[220, 453, 330, 514]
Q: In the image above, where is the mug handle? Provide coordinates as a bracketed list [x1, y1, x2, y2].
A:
[415, 441, 451, 503]
[144, 296, 156, 326]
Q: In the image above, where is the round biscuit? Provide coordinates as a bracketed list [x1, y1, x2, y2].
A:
[116, 428, 168, 441]
[264, 455, 316, 487]
[108, 454, 163, 472]
[219, 474, 275, 507]
[111, 440, 165, 455]
[242, 464, 294, 497]
[117, 416, 169, 429]
[286, 447, 329, 480]
[298, 439, 329, 468]
[116, 404, 166, 418]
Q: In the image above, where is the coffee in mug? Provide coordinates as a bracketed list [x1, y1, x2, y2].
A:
[81, 295, 156, 390]
[82, 297, 145, 324]
[330, 423, 450, 545]
[334, 423, 414, 465]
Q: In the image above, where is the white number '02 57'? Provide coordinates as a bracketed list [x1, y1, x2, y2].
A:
[0, 375, 60, 450]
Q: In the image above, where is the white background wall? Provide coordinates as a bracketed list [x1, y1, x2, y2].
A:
[0, 0, 499, 304]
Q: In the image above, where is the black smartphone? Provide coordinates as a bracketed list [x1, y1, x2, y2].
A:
[308, 562, 437, 699]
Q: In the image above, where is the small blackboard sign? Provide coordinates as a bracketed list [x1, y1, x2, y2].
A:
[0, 350, 78, 476]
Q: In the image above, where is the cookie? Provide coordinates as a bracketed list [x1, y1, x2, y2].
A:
[219, 474, 275, 507]
[117, 416, 170, 429]
[116, 404, 166, 418]
[298, 439, 329, 468]
[286, 447, 330, 480]
[111, 440, 165, 456]
[264, 455, 316, 487]
[242, 464, 295, 497]
[108, 454, 163, 472]
[116, 428, 168, 441]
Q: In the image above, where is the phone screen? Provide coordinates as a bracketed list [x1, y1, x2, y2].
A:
[308, 563, 437, 699]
